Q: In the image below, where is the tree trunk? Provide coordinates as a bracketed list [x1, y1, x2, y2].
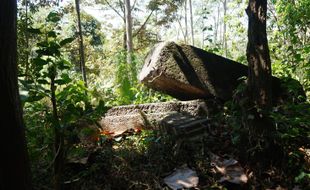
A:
[25, 0, 30, 79]
[223, 0, 227, 56]
[124, 0, 133, 64]
[50, 68, 64, 190]
[214, 5, 220, 44]
[75, 0, 88, 87]
[0, 0, 32, 189]
[202, 15, 205, 48]
[243, 0, 279, 167]
[246, 0, 272, 109]
[184, 0, 188, 43]
[189, 0, 194, 45]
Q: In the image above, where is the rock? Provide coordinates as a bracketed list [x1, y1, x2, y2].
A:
[139, 41, 306, 102]
[160, 112, 210, 138]
[98, 99, 214, 135]
[139, 41, 248, 101]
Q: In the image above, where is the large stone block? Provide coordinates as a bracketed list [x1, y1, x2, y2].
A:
[99, 99, 212, 135]
[139, 41, 248, 100]
[139, 41, 305, 102]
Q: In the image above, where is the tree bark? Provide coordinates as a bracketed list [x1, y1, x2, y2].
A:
[75, 0, 88, 87]
[242, 0, 280, 168]
[25, 0, 30, 79]
[0, 0, 32, 189]
[189, 0, 194, 45]
[124, 0, 133, 64]
[223, 0, 227, 56]
[246, 0, 272, 109]
[50, 71, 65, 190]
[214, 5, 220, 44]
[184, 0, 188, 43]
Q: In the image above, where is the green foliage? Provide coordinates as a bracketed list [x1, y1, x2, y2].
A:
[220, 81, 309, 185]
[115, 129, 159, 153]
[114, 51, 135, 104]
[16, 0, 310, 188]
[270, 101, 310, 184]
[269, 0, 310, 99]
[131, 83, 174, 104]
[110, 50, 173, 105]
[20, 11, 97, 188]
[80, 15, 104, 46]
[57, 81, 89, 124]
[270, 102, 309, 147]
[22, 11, 83, 106]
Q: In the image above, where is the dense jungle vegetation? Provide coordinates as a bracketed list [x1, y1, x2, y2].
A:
[0, 0, 309, 189]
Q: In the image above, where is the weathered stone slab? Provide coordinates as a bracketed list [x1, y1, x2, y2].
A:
[139, 41, 305, 102]
[160, 112, 210, 137]
[99, 99, 212, 136]
[139, 41, 248, 101]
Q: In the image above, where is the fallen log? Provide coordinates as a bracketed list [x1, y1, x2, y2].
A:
[138, 41, 305, 102]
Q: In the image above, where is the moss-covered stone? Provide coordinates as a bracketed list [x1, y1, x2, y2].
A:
[139, 41, 248, 100]
[139, 41, 306, 103]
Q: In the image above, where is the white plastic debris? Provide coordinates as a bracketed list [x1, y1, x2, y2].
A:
[164, 166, 199, 190]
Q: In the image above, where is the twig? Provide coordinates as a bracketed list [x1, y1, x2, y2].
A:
[103, 0, 124, 21]
[133, 10, 154, 38]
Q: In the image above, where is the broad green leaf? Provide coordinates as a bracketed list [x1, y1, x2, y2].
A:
[33, 57, 48, 66]
[60, 73, 72, 83]
[58, 59, 71, 70]
[37, 79, 49, 85]
[49, 41, 61, 55]
[59, 38, 75, 47]
[48, 31, 57, 38]
[36, 49, 48, 56]
[27, 27, 42, 34]
[294, 54, 302, 62]
[37, 41, 48, 47]
[295, 172, 310, 183]
[26, 94, 45, 102]
[55, 79, 70, 85]
[46, 12, 61, 23]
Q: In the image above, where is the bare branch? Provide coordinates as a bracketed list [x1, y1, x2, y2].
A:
[103, 0, 124, 21]
[131, 0, 137, 11]
[133, 10, 154, 38]
[119, 0, 125, 14]
[176, 16, 186, 41]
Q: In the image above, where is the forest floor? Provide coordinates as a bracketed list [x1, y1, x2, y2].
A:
[30, 99, 310, 190]
[58, 118, 309, 190]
